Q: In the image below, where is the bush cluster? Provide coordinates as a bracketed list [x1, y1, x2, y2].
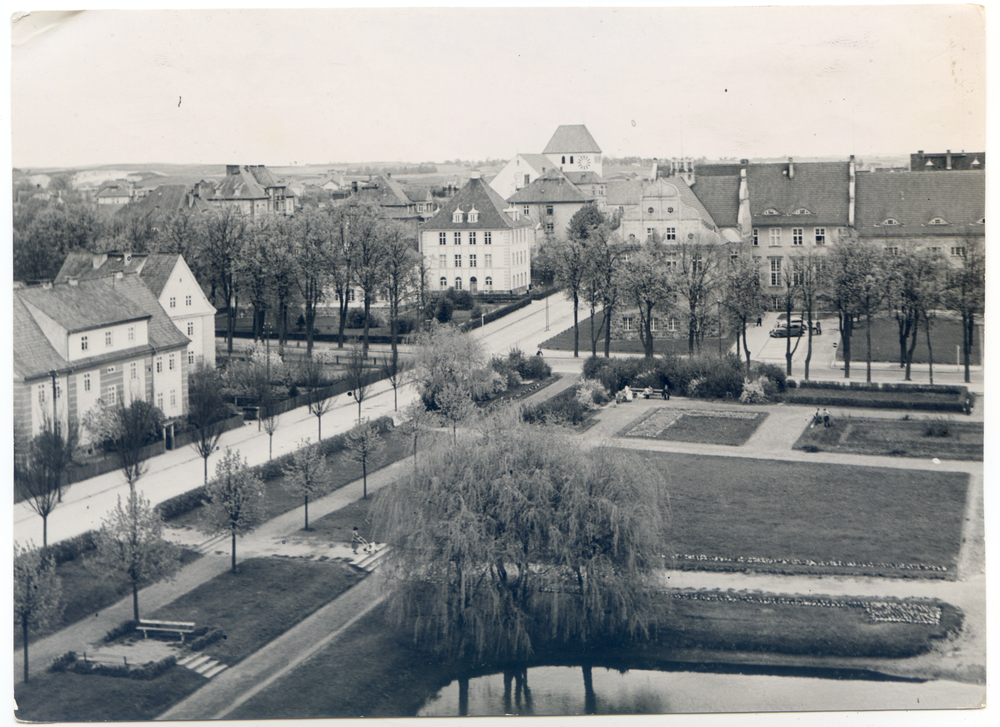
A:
[522, 393, 587, 426]
[39, 530, 98, 566]
[346, 309, 384, 330]
[491, 348, 551, 386]
[575, 380, 611, 410]
[49, 652, 177, 680]
[103, 620, 137, 643]
[189, 627, 226, 651]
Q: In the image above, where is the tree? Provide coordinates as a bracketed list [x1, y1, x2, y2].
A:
[436, 383, 476, 445]
[404, 400, 439, 467]
[674, 235, 722, 355]
[188, 365, 231, 483]
[260, 397, 281, 460]
[346, 199, 390, 352]
[828, 238, 886, 381]
[203, 207, 247, 355]
[779, 257, 805, 376]
[14, 542, 62, 683]
[373, 414, 664, 662]
[92, 491, 180, 621]
[344, 344, 374, 423]
[789, 250, 827, 380]
[283, 439, 328, 529]
[292, 208, 334, 356]
[380, 222, 422, 367]
[621, 241, 674, 358]
[380, 355, 410, 412]
[941, 237, 985, 383]
[205, 448, 265, 572]
[346, 420, 386, 499]
[234, 221, 276, 341]
[411, 323, 488, 406]
[111, 399, 164, 492]
[557, 204, 605, 357]
[16, 416, 78, 546]
[723, 248, 766, 374]
[582, 221, 625, 358]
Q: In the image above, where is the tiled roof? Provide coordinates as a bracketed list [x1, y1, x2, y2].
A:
[54, 253, 181, 298]
[136, 254, 180, 297]
[18, 277, 152, 333]
[649, 177, 715, 224]
[543, 125, 602, 154]
[747, 161, 850, 226]
[508, 172, 593, 204]
[123, 185, 213, 215]
[691, 175, 741, 228]
[213, 167, 269, 200]
[404, 187, 429, 203]
[247, 165, 281, 188]
[606, 179, 647, 206]
[519, 153, 557, 176]
[96, 184, 130, 198]
[696, 164, 743, 177]
[13, 292, 66, 380]
[355, 174, 413, 207]
[855, 171, 985, 238]
[422, 177, 532, 231]
[563, 171, 607, 185]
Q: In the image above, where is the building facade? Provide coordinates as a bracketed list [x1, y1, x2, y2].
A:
[507, 171, 595, 242]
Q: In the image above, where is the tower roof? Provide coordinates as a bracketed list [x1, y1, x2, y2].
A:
[542, 125, 602, 154]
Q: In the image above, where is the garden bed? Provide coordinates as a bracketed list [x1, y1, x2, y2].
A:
[793, 417, 983, 461]
[783, 381, 972, 413]
[621, 408, 768, 446]
[521, 383, 604, 431]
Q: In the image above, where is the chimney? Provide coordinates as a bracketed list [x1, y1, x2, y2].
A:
[115, 271, 124, 280]
[651, 158, 658, 180]
[470, 170, 481, 180]
[226, 165, 240, 176]
[92, 253, 108, 270]
[946, 150, 952, 170]
[848, 155, 856, 228]
[67, 277, 78, 286]
[788, 157, 794, 179]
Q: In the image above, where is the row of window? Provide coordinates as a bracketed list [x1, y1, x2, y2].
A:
[168, 295, 194, 308]
[438, 231, 492, 245]
[439, 276, 493, 291]
[752, 228, 826, 246]
[438, 254, 493, 268]
[81, 325, 136, 351]
[646, 227, 677, 241]
[451, 208, 480, 224]
[622, 316, 680, 332]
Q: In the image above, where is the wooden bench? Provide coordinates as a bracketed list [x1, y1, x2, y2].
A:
[628, 387, 671, 400]
[137, 619, 197, 642]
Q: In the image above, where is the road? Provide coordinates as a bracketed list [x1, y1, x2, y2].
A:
[14, 294, 578, 550]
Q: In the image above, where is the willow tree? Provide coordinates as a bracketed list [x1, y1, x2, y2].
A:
[373, 413, 665, 662]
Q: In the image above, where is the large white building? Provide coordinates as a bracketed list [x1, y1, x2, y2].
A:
[419, 173, 536, 295]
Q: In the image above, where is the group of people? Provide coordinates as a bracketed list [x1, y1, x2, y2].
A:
[811, 408, 833, 428]
[616, 381, 671, 404]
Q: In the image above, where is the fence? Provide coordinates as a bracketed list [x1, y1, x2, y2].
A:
[168, 414, 246, 450]
[63, 440, 166, 486]
[261, 369, 388, 419]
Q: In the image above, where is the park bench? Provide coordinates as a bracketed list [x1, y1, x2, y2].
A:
[137, 619, 197, 642]
[625, 387, 670, 400]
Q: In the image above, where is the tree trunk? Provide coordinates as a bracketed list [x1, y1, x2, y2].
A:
[132, 581, 140, 621]
[226, 300, 235, 355]
[363, 292, 372, 353]
[305, 300, 315, 357]
[688, 306, 697, 355]
[337, 289, 349, 349]
[572, 291, 580, 357]
[582, 664, 596, 715]
[642, 305, 654, 359]
[896, 313, 911, 368]
[589, 302, 598, 357]
[603, 304, 612, 358]
[865, 309, 873, 383]
[317, 414, 322, 441]
[503, 670, 514, 714]
[741, 320, 752, 375]
[42, 514, 48, 548]
[23, 619, 29, 683]
[804, 308, 813, 380]
[963, 312, 973, 383]
[269, 435, 273, 460]
[362, 458, 368, 499]
[458, 677, 469, 716]
[925, 314, 934, 385]
[231, 528, 237, 572]
[840, 313, 853, 378]
[204, 456, 209, 485]
[390, 302, 399, 368]
[304, 494, 309, 530]
[904, 315, 919, 381]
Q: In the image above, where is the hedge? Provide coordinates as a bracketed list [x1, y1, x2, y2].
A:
[38, 530, 99, 566]
[103, 620, 137, 643]
[788, 379, 969, 395]
[781, 389, 972, 413]
[189, 627, 226, 651]
[49, 652, 178, 680]
[155, 414, 395, 521]
[783, 379, 973, 413]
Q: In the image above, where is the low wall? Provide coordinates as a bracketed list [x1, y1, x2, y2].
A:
[64, 440, 166, 486]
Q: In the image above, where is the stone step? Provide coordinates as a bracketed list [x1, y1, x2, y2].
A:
[193, 658, 219, 675]
[183, 654, 213, 671]
[202, 663, 227, 679]
[196, 533, 228, 555]
[175, 653, 201, 667]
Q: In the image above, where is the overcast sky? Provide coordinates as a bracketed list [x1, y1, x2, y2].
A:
[10, 5, 986, 168]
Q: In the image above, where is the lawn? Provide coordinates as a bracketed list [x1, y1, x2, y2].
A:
[834, 316, 981, 366]
[227, 592, 961, 719]
[168, 424, 417, 532]
[793, 417, 983, 461]
[539, 309, 737, 357]
[782, 386, 971, 413]
[150, 557, 363, 665]
[622, 408, 768, 446]
[298, 496, 378, 544]
[636, 451, 968, 579]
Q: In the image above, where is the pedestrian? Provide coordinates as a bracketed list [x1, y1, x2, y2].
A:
[643, 386, 652, 399]
[623, 385, 634, 402]
[822, 408, 831, 428]
[810, 408, 821, 428]
[815, 321, 822, 335]
[663, 376, 671, 400]
[351, 527, 363, 554]
[536, 348, 543, 357]
[756, 316, 762, 327]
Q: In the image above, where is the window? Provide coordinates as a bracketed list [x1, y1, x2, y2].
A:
[439, 232, 447, 245]
[561, 156, 566, 164]
[169, 354, 175, 370]
[546, 205, 554, 216]
[81, 335, 88, 351]
[185, 295, 192, 306]
[570, 156, 574, 164]
[651, 318, 658, 331]
[885, 246, 899, 256]
[469, 232, 476, 245]
[128, 326, 135, 342]
[484, 254, 492, 267]
[648, 207, 655, 215]
[769, 228, 781, 246]
[763, 208, 780, 216]
[928, 247, 941, 254]
[107, 387, 117, 405]
[157, 392, 163, 410]
[622, 316, 633, 331]
[469, 254, 477, 268]
[455, 277, 462, 290]
[524, 174, 531, 186]
[105, 330, 113, 347]
[665, 227, 676, 241]
[188, 349, 195, 365]
[667, 318, 678, 332]
[794, 208, 811, 215]
[468, 208, 479, 223]
[37, 385, 45, 404]
[83, 373, 91, 392]
[156, 356, 163, 373]
[187, 322, 194, 336]
[771, 296, 782, 310]
[130, 362, 137, 379]
[882, 218, 900, 226]
[440, 277, 447, 289]
[454, 231, 461, 245]
[484, 231, 491, 245]
[485, 276, 493, 289]
[951, 247, 966, 258]
[545, 223, 555, 234]
[439, 254, 447, 268]
[770, 258, 782, 286]
[792, 228, 803, 245]
[524, 205, 530, 216]
[792, 262, 805, 286]
[454, 254, 462, 267]
[692, 254, 703, 274]
[647, 228, 655, 240]
[452, 210, 463, 223]
[929, 217, 947, 225]
[170, 390, 176, 407]
[347, 288, 355, 303]
[814, 228, 826, 245]
[169, 297, 176, 308]
[106, 366, 115, 373]
[752, 228, 759, 246]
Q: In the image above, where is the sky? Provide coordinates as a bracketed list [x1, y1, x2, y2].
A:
[9, 4, 987, 169]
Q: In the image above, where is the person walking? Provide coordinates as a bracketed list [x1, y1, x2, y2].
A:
[822, 408, 831, 428]
[352, 527, 363, 554]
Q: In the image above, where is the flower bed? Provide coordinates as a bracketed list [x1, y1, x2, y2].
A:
[793, 417, 983, 461]
[622, 408, 767, 446]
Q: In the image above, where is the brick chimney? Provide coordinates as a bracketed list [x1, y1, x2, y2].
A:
[946, 150, 952, 170]
[848, 155, 856, 228]
[788, 157, 794, 179]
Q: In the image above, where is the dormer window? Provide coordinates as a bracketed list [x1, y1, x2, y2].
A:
[928, 217, 948, 225]
[882, 218, 900, 226]
[971, 157, 981, 167]
[793, 208, 812, 215]
[467, 207, 479, 223]
[763, 208, 780, 216]
[452, 209, 464, 223]
[975, 217, 985, 225]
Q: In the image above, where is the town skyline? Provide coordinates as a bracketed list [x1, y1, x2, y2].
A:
[11, 6, 986, 169]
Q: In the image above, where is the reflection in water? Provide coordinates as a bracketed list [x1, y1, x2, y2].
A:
[417, 665, 983, 716]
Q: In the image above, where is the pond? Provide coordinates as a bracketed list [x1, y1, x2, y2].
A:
[417, 664, 983, 716]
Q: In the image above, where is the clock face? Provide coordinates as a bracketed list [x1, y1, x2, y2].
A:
[578, 155, 590, 169]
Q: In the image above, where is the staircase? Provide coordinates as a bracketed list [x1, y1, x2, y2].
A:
[176, 652, 228, 679]
[195, 533, 228, 555]
[352, 545, 390, 572]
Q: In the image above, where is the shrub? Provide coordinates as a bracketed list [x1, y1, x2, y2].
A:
[445, 288, 474, 310]
[739, 377, 769, 404]
[189, 627, 226, 651]
[575, 380, 610, 410]
[435, 297, 454, 324]
[517, 355, 551, 381]
[395, 316, 416, 336]
[346, 309, 383, 329]
[49, 651, 77, 673]
[103, 620, 137, 643]
[40, 530, 98, 566]
[752, 361, 787, 392]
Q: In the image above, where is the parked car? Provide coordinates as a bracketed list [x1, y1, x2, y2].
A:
[770, 318, 821, 337]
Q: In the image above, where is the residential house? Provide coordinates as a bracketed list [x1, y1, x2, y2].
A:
[194, 164, 295, 217]
[910, 150, 985, 172]
[13, 275, 190, 444]
[489, 153, 560, 200]
[507, 170, 595, 242]
[55, 252, 217, 369]
[95, 181, 134, 205]
[119, 184, 214, 216]
[350, 173, 423, 237]
[419, 173, 535, 295]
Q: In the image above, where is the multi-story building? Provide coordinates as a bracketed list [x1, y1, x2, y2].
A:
[618, 176, 721, 246]
[14, 275, 190, 444]
[507, 170, 595, 242]
[193, 164, 294, 217]
[55, 252, 217, 368]
[910, 150, 985, 172]
[419, 173, 535, 295]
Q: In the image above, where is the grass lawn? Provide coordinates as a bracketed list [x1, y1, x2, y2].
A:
[635, 451, 968, 578]
[782, 387, 970, 413]
[540, 309, 737, 357]
[150, 557, 363, 665]
[622, 408, 768, 446]
[13, 549, 201, 650]
[300, 496, 378, 543]
[834, 316, 981, 366]
[168, 424, 417, 532]
[793, 417, 983, 461]
[227, 592, 961, 719]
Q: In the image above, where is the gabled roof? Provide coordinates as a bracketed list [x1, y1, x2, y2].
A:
[246, 165, 281, 188]
[404, 187, 430, 203]
[643, 177, 715, 224]
[55, 252, 182, 298]
[696, 164, 743, 177]
[855, 170, 985, 238]
[508, 171, 593, 204]
[355, 174, 413, 207]
[13, 292, 66, 380]
[135, 254, 180, 297]
[543, 125, 602, 154]
[563, 171, 607, 186]
[519, 153, 557, 176]
[422, 177, 532, 231]
[690, 175, 741, 228]
[606, 179, 647, 207]
[17, 277, 151, 333]
[213, 167, 269, 200]
[747, 161, 850, 226]
[96, 183, 131, 198]
[120, 185, 213, 215]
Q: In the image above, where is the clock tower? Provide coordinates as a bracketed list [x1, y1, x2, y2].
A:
[542, 125, 603, 177]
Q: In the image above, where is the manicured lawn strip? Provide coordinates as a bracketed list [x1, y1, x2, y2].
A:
[228, 593, 961, 719]
[14, 665, 205, 722]
[794, 418, 983, 461]
[782, 387, 969, 412]
[12, 549, 201, 650]
[168, 424, 417, 532]
[623, 409, 768, 446]
[834, 316, 981, 365]
[149, 557, 364, 665]
[635, 451, 967, 578]
[481, 373, 561, 408]
[540, 309, 737, 356]
[299, 496, 378, 543]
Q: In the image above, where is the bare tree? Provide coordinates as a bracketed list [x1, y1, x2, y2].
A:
[436, 383, 476, 446]
[92, 490, 180, 621]
[283, 439, 328, 530]
[779, 257, 804, 376]
[556, 204, 605, 357]
[343, 344, 373, 422]
[16, 416, 77, 546]
[941, 236, 985, 384]
[188, 364, 230, 483]
[205, 448, 265, 573]
[380, 355, 410, 412]
[723, 248, 765, 374]
[260, 397, 281, 460]
[674, 235, 722, 356]
[346, 199, 390, 353]
[621, 240, 674, 359]
[379, 222, 422, 367]
[789, 250, 827, 380]
[203, 207, 247, 355]
[14, 542, 62, 683]
[346, 420, 386, 499]
[582, 222, 626, 358]
[292, 208, 334, 357]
